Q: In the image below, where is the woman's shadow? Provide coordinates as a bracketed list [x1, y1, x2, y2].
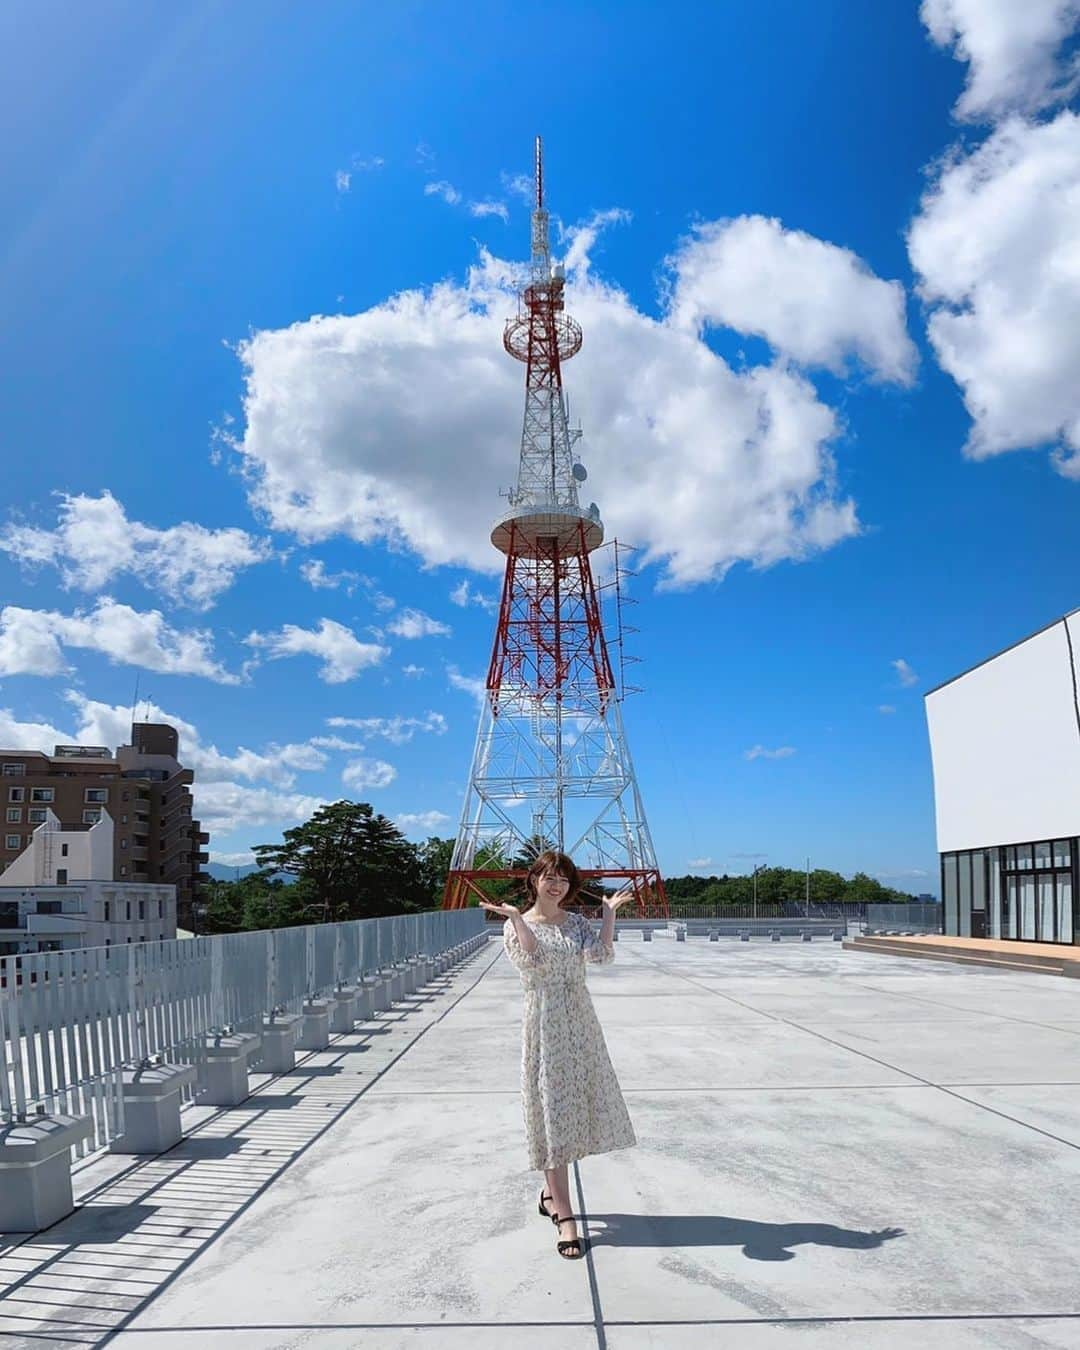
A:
[584, 1213, 905, 1261]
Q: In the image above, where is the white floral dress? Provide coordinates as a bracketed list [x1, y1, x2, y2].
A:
[503, 910, 637, 1171]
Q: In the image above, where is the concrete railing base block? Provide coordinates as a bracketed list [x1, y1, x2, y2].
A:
[260, 1015, 303, 1072]
[111, 1062, 198, 1154]
[0, 1114, 94, 1232]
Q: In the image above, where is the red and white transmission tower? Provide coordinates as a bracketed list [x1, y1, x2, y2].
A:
[443, 137, 668, 917]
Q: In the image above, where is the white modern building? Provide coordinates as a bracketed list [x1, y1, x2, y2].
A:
[0, 809, 176, 955]
[925, 608, 1080, 945]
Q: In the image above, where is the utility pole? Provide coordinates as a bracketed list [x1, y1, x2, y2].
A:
[752, 862, 767, 921]
[805, 856, 810, 917]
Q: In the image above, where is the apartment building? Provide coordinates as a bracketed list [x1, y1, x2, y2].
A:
[0, 722, 209, 927]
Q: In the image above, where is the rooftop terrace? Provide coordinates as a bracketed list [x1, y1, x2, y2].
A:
[2, 931, 1079, 1348]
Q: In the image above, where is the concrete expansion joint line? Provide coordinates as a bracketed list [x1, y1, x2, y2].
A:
[849, 977, 1080, 1037]
[623, 948, 1080, 1155]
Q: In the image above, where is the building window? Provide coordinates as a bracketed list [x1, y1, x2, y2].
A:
[27, 808, 47, 824]
[83, 809, 102, 824]
[119, 865, 127, 876]
[30, 788, 54, 803]
[8, 788, 24, 802]
[56, 868, 67, 885]
[138, 900, 145, 920]
[104, 900, 111, 921]
[120, 838, 128, 849]
[1053, 839, 1071, 868]
[5, 808, 20, 823]
[943, 854, 959, 933]
[60, 843, 68, 857]
[2, 763, 25, 776]
[4, 835, 20, 850]
[122, 791, 129, 801]
[121, 814, 128, 824]
[84, 788, 108, 803]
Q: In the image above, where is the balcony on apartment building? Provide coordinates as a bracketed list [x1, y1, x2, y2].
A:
[25, 909, 88, 936]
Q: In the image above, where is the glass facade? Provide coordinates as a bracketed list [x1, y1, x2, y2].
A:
[942, 837, 1079, 945]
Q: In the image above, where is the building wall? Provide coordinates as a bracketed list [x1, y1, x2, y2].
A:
[0, 809, 114, 885]
[927, 609, 1080, 945]
[0, 881, 178, 956]
[926, 613, 1080, 854]
[0, 724, 208, 923]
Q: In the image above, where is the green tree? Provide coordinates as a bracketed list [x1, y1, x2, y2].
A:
[416, 836, 455, 906]
[253, 800, 426, 921]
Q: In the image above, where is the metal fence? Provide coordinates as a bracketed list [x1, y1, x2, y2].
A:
[0, 908, 486, 1155]
[864, 903, 942, 934]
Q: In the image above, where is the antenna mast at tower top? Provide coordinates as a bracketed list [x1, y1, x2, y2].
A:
[530, 134, 551, 280]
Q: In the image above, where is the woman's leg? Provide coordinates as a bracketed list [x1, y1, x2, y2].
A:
[545, 1165, 578, 1243]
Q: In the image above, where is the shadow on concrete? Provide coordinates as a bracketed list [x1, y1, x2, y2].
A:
[585, 1212, 905, 1261]
[165, 1136, 249, 1160]
[0, 952, 500, 1348]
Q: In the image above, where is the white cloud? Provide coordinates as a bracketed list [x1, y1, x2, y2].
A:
[908, 112, 1080, 475]
[299, 559, 359, 593]
[878, 704, 897, 715]
[336, 155, 385, 193]
[196, 781, 326, 834]
[342, 756, 397, 790]
[396, 810, 452, 832]
[687, 857, 713, 869]
[424, 180, 462, 206]
[0, 491, 272, 610]
[501, 171, 533, 203]
[450, 578, 497, 613]
[230, 216, 897, 588]
[469, 200, 509, 222]
[0, 598, 239, 683]
[402, 664, 426, 678]
[447, 665, 486, 706]
[244, 618, 388, 683]
[667, 216, 917, 384]
[743, 745, 796, 761]
[309, 734, 367, 752]
[210, 850, 256, 867]
[892, 658, 919, 687]
[326, 711, 447, 744]
[920, 0, 1080, 121]
[424, 179, 508, 222]
[387, 608, 452, 639]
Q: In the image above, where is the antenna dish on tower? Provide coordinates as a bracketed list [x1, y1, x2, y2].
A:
[572, 462, 588, 482]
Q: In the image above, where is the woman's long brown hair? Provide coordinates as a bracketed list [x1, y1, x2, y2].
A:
[524, 850, 582, 909]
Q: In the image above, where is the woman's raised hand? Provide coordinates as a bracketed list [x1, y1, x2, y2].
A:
[478, 899, 522, 918]
[603, 886, 636, 913]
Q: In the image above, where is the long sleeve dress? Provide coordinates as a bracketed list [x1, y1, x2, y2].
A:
[503, 910, 637, 1171]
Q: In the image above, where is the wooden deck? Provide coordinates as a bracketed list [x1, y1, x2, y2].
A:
[844, 932, 1080, 978]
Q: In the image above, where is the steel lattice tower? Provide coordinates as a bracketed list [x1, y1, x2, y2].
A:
[442, 138, 668, 917]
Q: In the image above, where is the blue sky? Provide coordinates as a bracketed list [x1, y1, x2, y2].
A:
[2, 1, 1079, 892]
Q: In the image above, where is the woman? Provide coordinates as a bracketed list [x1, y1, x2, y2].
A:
[479, 851, 637, 1260]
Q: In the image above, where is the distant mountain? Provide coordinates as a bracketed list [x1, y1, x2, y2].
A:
[205, 862, 262, 881]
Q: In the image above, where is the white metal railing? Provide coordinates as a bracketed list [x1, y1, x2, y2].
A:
[0, 908, 486, 1155]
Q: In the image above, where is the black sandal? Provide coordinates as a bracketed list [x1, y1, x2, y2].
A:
[553, 1213, 584, 1260]
[538, 1190, 555, 1220]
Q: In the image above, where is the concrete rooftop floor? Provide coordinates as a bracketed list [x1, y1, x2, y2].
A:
[2, 930, 1080, 1349]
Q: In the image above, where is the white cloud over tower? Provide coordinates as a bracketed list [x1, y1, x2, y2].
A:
[230, 215, 914, 589]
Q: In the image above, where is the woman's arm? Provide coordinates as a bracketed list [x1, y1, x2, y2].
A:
[507, 908, 538, 956]
[478, 898, 536, 952]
